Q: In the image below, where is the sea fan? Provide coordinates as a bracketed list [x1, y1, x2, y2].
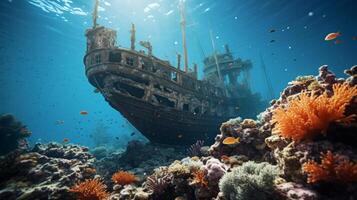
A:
[272, 83, 357, 142]
[111, 170, 137, 186]
[187, 140, 204, 157]
[69, 178, 109, 200]
[302, 151, 357, 184]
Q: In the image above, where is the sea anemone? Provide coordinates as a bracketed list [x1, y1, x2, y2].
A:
[272, 82, 357, 142]
[69, 178, 109, 200]
[111, 170, 137, 186]
[302, 151, 357, 184]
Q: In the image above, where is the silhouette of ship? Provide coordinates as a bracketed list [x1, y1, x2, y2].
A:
[84, 0, 265, 145]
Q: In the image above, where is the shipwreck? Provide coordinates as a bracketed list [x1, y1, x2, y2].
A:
[84, 0, 265, 145]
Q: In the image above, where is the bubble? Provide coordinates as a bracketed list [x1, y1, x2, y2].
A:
[288, 46, 292, 49]
[234, 16, 238, 20]
[174, 41, 178, 45]
[308, 11, 314, 16]
[216, 36, 219, 39]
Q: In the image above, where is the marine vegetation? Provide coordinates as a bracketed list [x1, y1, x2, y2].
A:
[302, 151, 357, 184]
[111, 170, 138, 186]
[272, 82, 357, 142]
[69, 178, 109, 200]
[187, 140, 204, 157]
[219, 161, 280, 200]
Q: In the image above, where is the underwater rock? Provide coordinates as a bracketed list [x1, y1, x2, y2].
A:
[345, 65, 357, 86]
[0, 143, 96, 200]
[209, 117, 270, 161]
[204, 158, 227, 183]
[275, 182, 318, 200]
[0, 114, 31, 155]
[91, 146, 109, 160]
[95, 140, 185, 187]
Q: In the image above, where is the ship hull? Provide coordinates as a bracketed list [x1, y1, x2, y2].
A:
[107, 91, 227, 145]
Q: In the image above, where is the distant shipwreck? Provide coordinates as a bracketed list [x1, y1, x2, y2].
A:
[84, 0, 265, 145]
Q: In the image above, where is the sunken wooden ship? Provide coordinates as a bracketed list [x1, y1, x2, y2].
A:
[84, 0, 264, 145]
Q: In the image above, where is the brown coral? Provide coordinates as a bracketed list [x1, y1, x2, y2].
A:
[69, 178, 109, 200]
[302, 151, 357, 184]
[272, 83, 357, 142]
[111, 170, 137, 186]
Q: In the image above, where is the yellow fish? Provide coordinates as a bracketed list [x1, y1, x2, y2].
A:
[222, 137, 240, 145]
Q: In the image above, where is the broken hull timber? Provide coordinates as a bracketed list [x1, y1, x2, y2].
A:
[84, 48, 232, 145]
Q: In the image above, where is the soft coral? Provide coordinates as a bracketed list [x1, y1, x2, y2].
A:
[272, 83, 357, 142]
[302, 151, 357, 184]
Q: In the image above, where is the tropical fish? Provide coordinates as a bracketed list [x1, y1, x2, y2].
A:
[352, 36, 357, 40]
[222, 137, 240, 145]
[269, 29, 276, 33]
[93, 88, 100, 93]
[270, 39, 275, 43]
[324, 32, 340, 41]
[177, 134, 183, 138]
[221, 155, 230, 162]
[63, 138, 69, 143]
[130, 132, 136, 136]
[79, 111, 89, 115]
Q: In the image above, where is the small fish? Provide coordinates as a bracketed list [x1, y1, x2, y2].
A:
[324, 32, 341, 41]
[353, 36, 357, 40]
[221, 155, 230, 162]
[55, 120, 64, 125]
[115, 137, 120, 140]
[334, 40, 342, 44]
[269, 29, 276, 33]
[177, 134, 183, 138]
[63, 138, 69, 143]
[270, 39, 275, 43]
[80, 111, 89, 115]
[222, 137, 240, 145]
[93, 88, 100, 93]
[130, 132, 136, 136]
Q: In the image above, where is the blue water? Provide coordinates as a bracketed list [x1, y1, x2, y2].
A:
[0, 0, 356, 147]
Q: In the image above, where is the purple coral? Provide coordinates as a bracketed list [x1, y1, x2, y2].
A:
[187, 140, 204, 157]
[204, 158, 227, 182]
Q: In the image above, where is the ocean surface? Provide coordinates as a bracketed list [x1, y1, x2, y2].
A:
[0, 0, 356, 148]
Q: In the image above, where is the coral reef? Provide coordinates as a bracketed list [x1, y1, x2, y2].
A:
[94, 140, 185, 186]
[0, 143, 96, 199]
[69, 178, 109, 200]
[187, 140, 205, 157]
[218, 161, 280, 200]
[209, 117, 270, 161]
[0, 114, 31, 155]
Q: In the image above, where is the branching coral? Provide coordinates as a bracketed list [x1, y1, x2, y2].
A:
[302, 151, 357, 184]
[272, 83, 357, 142]
[69, 179, 109, 200]
[111, 171, 138, 186]
[191, 170, 208, 187]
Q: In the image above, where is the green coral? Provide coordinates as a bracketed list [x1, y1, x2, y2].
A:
[219, 161, 280, 200]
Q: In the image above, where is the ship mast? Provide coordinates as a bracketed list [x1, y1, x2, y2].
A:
[260, 53, 274, 99]
[92, 0, 99, 28]
[210, 30, 228, 96]
[179, 0, 189, 72]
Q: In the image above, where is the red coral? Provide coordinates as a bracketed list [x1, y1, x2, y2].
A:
[302, 151, 357, 184]
[111, 171, 137, 186]
[272, 83, 357, 142]
[69, 179, 109, 200]
[192, 170, 208, 187]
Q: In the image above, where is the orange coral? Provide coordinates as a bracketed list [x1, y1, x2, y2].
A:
[111, 171, 137, 186]
[69, 179, 109, 200]
[302, 151, 357, 184]
[192, 170, 208, 187]
[272, 83, 357, 142]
